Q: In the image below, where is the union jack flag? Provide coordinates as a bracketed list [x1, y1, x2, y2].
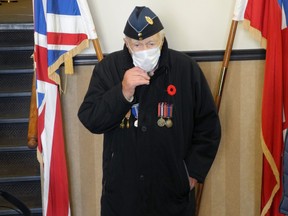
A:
[234, 0, 288, 215]
[33, 0, 97, 215]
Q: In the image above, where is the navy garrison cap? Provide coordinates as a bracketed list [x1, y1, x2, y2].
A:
[124, 6, 164, 40]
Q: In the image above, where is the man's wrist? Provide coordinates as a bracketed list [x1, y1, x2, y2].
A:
[123, 92, 134, 102]
[122, 89, 134, 102]
[126, 95, 134, 102]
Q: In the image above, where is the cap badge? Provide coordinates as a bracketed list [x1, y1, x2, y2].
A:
[145, 16, 154, 25]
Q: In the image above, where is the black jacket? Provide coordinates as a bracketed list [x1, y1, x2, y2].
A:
[78, 39, 221, 216]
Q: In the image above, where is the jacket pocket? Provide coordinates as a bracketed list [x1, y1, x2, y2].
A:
[177, 160, 191, 196]
[105, 152, 121, 193]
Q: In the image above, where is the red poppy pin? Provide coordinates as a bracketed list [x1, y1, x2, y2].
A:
[167, 84, 176, 96]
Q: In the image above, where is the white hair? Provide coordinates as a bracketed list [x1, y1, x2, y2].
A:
[124, 29, 165, 41]
[159, 30, 165, 40]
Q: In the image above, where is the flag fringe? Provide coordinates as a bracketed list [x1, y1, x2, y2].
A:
[243, 19, 267, 49]
[260, 132, 281, 216]
[48, 39, 90, 85]
[37, 147, 43, 165]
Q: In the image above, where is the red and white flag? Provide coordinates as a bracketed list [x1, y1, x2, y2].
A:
[33, 0, 97, 215]
[233, 0, 288, 215]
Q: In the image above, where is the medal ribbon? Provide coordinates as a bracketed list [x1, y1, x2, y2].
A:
[158, 102, 165, 118]
[158, 102, 173, 119]
[164, 103, 168, 118]
[132, 103, 139, 119]
[167, 104, 173, 118]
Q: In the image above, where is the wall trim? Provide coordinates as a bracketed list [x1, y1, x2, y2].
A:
[73, 49, 266, 66]
[185, 49, 266, 62]
[0, 23, 34, 30]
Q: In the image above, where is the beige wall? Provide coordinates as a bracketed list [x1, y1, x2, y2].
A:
[61, 60, 265, 216]
[85, 0, 261, 54]
[198, 61, 264, 216]
[61, 66, 103, 216]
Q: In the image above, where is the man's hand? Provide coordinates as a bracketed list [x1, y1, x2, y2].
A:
[122, 67, 150, 101]
[189, 177, 198, 190]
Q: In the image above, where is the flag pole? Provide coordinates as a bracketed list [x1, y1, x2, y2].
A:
[195, 19, 239, 216]
[92, 38, 104, 61]
[215, 20, 239, 110]
[27, 71, 38, 149]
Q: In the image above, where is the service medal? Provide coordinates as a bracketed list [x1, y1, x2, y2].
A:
[166, 103, 173, 128]
[134, 119, 138, 127]
[157, 102, 165, 127]
[132, 103, 139, 127]
[126, 116, 130, 128]
[165, 118, 173, 128]
[157, 118, 166, 127]
[120, 118, 125, 129]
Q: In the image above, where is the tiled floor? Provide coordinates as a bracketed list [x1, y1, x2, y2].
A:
[0, 0, 33, 24]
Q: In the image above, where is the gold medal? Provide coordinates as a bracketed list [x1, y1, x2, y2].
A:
[165, 118, 173, 128]
[126, 117, 130, 128]
[157, 118, 166, 127]
[120, 118, 125, 129]
[120, 111, 131, 129]
[125, 111, 131, 128]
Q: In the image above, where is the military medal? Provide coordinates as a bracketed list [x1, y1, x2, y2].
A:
[157, 102, 166, 127]
[134, 120, 138, 127]
[165, 104, 173, 128]
[157, 102, 173, 128]
[120, 110, 131, 129]
[120, 119, 125, 129]
[126, 116, 130, 128]
[132, 103, 139, 127]
[126, 110, 131, 128]
[166, 119, 173, 128]
[157, 118, 166, 127]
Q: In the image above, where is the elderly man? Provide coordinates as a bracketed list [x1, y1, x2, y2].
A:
[78, 6, 221, 216]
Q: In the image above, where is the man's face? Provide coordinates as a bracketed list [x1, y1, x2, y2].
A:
[125, 33, 163, 52]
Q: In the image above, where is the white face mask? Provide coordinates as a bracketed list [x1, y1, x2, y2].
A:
[131, 47, 161, 72]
